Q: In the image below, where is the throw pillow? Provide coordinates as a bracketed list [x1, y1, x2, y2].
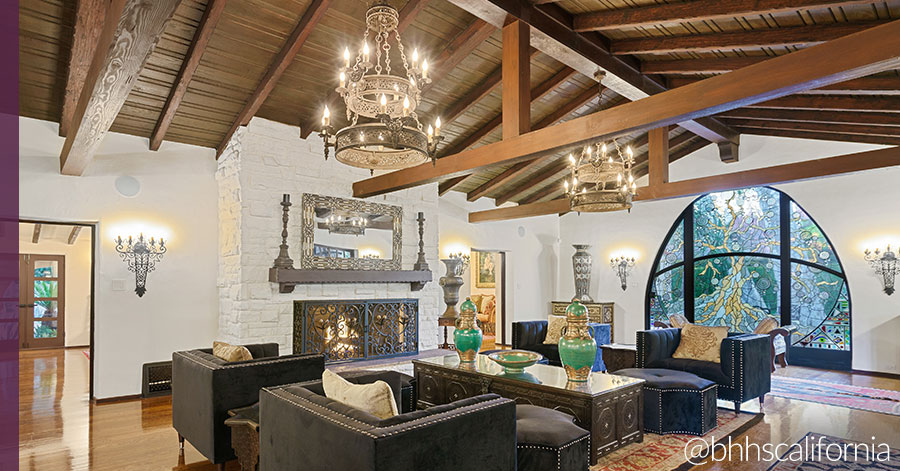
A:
[668, 314, 689, 328]
[754, 317, 779, 334]
[672, 323, 729, 363]
[322, 369, 399, 419]
[212, 341, 253, 362]
[543, 315, 568, 344]
[480, 295, 495, 313]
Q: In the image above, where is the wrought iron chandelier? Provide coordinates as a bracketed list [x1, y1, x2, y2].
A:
[319, 4, 442, 174]
[115, 233, 166, 297]
[864, 245, 899, 295]
[323, 213, 368, 236]
[564, 140, 637, 213]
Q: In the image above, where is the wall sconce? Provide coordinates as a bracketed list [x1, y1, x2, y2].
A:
[449, 252, 470, 276]
[864, 245, 899, 295]
[609, 255, 636, 291]
[115, 233, 167, 297]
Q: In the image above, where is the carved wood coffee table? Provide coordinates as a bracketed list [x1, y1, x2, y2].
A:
[225, 403, 260, 471]
[413, 354, 644, 465]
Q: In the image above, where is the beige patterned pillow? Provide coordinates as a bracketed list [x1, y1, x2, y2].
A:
[672, 323, 729, 363]
[322, 369, 398, 419]
[668, 314, 689, 328]
[212, 341, 253, 362]
[543, 315, 568, 344]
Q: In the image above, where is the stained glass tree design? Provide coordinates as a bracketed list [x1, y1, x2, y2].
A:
[646, 186, 851, 359]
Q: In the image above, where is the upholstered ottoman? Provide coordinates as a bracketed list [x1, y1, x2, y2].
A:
[516, 404, 590, 471]
[616, 368, 717, 436]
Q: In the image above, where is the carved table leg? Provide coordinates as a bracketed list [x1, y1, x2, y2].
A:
[230, 424, 260, 471]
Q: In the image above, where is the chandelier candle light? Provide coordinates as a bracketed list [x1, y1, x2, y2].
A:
[864, 245, 900, 295]
[564, 140, 637, 213]
[115, 233, 167, 297]
[320, 4, 443, 174]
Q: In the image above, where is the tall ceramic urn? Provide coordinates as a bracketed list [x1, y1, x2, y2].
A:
[558, 300, 597, 382]
[453, 297, 483, 362]
[439, 258, 464, 319]
[572, 244, 594, 302]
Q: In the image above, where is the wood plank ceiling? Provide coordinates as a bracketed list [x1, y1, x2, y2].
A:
[18, 0, 900, 200]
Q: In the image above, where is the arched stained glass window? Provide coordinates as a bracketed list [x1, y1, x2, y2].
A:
[646, 187, 851, 370]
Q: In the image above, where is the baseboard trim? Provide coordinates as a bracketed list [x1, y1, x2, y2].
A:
[93, 394, 142, 405]
[851, 368, 900, 380]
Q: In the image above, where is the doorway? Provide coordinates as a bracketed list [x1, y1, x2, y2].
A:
[470, 249, 507, 348]
[18, 220, 96, 398]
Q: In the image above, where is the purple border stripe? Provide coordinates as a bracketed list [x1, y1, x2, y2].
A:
[0, 0, 19, 468]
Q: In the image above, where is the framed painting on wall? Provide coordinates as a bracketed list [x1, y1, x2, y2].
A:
[474, 251, 496, 288]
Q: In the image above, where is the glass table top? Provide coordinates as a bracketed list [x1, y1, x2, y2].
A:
[413, 354, 644, 396]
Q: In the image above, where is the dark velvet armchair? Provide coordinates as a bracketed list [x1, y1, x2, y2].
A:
[172, 343, 325, 469]
[259, 371, 517, 471]
[636, 328, 771, 413]
[512, 320, 611, 371]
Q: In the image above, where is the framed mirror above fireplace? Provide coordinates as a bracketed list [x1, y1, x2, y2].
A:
[301, 193, 402, 271]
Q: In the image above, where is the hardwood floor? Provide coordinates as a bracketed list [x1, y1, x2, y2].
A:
[19, 348, 900, 470]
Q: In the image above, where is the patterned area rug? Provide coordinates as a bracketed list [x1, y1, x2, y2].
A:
[766, 433, 900, 470]
[590, 411, 763, 471]
[770, 376, 900, 416]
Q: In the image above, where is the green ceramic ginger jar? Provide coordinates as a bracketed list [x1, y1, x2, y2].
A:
[454, 297, 483, 362]
[558, 300, 597, 382]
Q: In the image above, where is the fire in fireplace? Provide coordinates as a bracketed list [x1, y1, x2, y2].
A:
[293, 299, 418, 363]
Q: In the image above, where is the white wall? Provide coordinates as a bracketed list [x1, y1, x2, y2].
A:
[216, 118, 443, 352]
[439, 193, 560, 343]
[18, 224, 93, 347]
[555, 135, 898, 374]
[19, 117, 220, 399]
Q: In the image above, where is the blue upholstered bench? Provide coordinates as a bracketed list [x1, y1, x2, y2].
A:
[616, 368, 718, 436]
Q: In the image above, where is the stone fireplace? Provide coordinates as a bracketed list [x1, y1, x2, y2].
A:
[293, 299, 418, 363]
[216, 118, 442, 354]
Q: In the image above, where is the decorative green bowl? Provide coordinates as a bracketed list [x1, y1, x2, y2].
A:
[488, 350, 544, 373]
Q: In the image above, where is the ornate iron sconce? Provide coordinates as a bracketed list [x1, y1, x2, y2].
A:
[115, 233, 167, 297]
[864, 245, 899, 295]
[609, 255, 636, 291]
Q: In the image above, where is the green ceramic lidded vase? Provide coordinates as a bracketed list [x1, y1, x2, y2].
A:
[454, 297, 483, 362]
[558, 300, 597, 382]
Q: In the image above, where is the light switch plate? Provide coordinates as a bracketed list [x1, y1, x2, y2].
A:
[111, 279, 127, 291]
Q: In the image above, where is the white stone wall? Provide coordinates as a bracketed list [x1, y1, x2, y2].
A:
[216, 118, 442, 353]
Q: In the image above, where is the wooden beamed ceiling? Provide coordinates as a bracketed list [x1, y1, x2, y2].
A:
[17, 0, 900, 203]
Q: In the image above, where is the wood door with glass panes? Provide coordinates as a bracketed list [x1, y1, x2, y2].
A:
[19, 255, 66, 349]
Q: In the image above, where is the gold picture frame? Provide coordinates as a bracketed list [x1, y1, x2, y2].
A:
[473, 251, 496, 288]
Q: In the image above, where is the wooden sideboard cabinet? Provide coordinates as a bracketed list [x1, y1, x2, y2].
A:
[551, 301, 615, 342]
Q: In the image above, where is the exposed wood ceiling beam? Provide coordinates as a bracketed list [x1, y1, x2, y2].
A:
[32, 224, 42, 244]
[502, 19, 531, 140]
[67, 226, 83, 245]
[216, 0, 331, 157]
[574, 0, 876, 32]
[723, 118, 900, 138]
[520, 182, 563, 204]
[469, 145, 900, 222]
[60, 0, 181, 176]
[150, 0, 225, 151]
[643, 56, 767, 75]
[611, 21, 887, 55]
[463, 86, 599, 201]
[648, 127, 669, 186]
[717, 108, 900, 127]
[669, 75, 900, 94]
[59, 0, 107, 138]
[631, 131, 697, 173]
[353, 20, 900, 198]
[734, 127, 900, 145]
[493, 159, 569, 205]
[456, 0, 738, 145]
[748, 95, 900, 112]
[438, 175, 468, 196]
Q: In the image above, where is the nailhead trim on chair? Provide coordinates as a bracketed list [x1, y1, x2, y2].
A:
[517, 434, 590, 471]
[176, 351, 315, 370]
[268, 387, 511, 439]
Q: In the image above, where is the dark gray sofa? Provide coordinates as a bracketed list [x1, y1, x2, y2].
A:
[636, 328, 771, 413]
[512, 320, 611, 371]
[260, 371, 517, 471]
[172, 343, 325, 469]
